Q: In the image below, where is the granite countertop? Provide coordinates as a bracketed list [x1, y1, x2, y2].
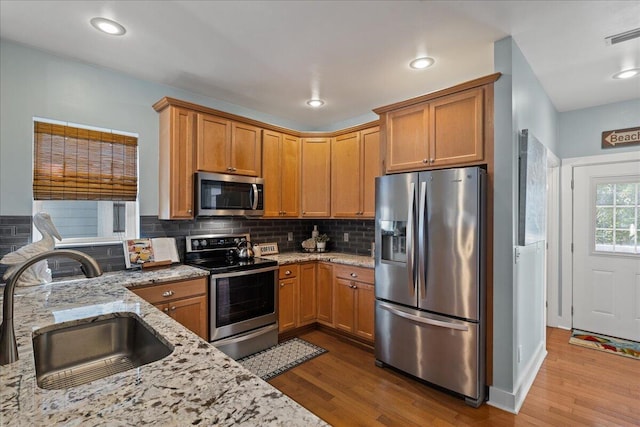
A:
[262, 252, 374, 269]
[0, 265, 327, 426]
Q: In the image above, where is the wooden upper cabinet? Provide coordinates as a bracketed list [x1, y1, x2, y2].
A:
[196, 112, 261, 176]
[197, 113, 230, 173]
[361, 127, 380, 217]
[331, 132, 361, 217]
[301, 137, 331, 217]
[331, 127, 380, 218]
[231, 122, 262, 176]
[429, 87, 483, 167]
[158, 106, 196, 220]
[386, 104, 429, 173]
[262, 130, 300, 218]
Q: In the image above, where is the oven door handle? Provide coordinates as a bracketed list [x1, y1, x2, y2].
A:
[208, 264, 278, 279]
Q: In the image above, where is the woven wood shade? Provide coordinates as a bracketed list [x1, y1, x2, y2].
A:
[33, 121, 138, 201]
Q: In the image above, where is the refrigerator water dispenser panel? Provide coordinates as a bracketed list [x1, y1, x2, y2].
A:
[380, 220, 407, 263]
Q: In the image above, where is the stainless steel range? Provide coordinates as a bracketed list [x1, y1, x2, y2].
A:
[185, 234, 278, 359]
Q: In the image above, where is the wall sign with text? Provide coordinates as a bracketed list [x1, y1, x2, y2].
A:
[601, 126, 640, 149]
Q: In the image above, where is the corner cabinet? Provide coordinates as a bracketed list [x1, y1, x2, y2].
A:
[331, 127, 380, 218]
[301, 137, 331, 217]
[157, 106, 196, 220]
[262, 130, 300, 217]
[131, 277, 208, 340]
[376, 74, 499, 174]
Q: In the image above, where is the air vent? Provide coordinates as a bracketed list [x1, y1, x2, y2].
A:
[605, 27, 640, 45]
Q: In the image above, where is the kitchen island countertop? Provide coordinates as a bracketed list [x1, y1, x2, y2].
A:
[0, 265, 327, 426]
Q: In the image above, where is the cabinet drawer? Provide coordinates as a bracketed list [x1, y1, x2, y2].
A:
[333, 264, 374, 284]
[132, 277, 207, 305]
[279, 264, 300, 279]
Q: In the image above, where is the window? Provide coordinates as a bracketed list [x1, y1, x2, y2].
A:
[594, 181, 639, 254]
[32, 118, 139, 244]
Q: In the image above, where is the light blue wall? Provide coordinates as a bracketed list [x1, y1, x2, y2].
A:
[491, 37, 558, 406]
[0, 40, 307, 216]
[559, 99, 640, 159]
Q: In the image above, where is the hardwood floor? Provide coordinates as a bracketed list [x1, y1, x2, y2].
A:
[269, 328, 640, 426]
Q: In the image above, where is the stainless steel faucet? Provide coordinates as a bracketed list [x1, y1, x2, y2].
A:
[0, 249, 103, 365]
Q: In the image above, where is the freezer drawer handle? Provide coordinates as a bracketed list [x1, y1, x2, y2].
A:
[380, 304, 469, 331]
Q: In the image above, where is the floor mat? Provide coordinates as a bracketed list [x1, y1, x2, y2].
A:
[570, 329, 640, 360]
[237, 337, 327, 380]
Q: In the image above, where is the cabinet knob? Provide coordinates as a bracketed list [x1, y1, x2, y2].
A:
[280, 282, 285, 287]
[163, 307, 169, 312]
[422, 158, 428, 163]
[162, 290, 175, 297]
[231, 167, 237, 172]
[187, 209, 192, 214]
[350, 272, 358, 278]
[170, 306, 176, 311]
[352, 285, 358, 289]
[430, 158, 434, 164]
[285, 270, 291, 275]
[227, 167, 233, 171]
[282, 211, 287, 215]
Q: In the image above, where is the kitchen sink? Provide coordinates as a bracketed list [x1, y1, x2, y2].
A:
[32, 312, 173, 390]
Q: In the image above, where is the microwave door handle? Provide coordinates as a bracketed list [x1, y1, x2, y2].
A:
[250, 183, 258, 210]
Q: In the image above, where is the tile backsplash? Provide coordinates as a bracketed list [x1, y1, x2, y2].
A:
[0, 215, 374, 280]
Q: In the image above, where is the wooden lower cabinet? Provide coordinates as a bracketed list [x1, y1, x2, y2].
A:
[316, 263, 333, 326]
[333, 266, 375, 342]
[278, 264, 318, 333]
[131, 277, 208, 340]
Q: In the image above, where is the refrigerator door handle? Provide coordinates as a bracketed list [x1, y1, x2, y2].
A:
[379, 303, 469, 331]
[418, 180, 427, 298]
[406, 182, 416, 295]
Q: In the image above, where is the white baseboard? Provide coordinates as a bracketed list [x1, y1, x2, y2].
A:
[488, 343, 547, 414]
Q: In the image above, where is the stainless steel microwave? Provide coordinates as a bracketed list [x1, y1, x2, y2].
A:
[195, 172, 264, 217]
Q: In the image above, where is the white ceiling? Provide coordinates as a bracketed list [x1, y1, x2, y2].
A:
[1, 1, 639, 130]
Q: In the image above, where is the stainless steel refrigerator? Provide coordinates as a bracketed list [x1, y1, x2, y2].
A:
[374, 166, 486, 407]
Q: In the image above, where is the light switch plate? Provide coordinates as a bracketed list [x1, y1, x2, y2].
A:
[257, 242, 279, 255]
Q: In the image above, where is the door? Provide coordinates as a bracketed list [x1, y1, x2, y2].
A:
[420, 167, 483, 321]
[573, 161, 640, 341]
[375, 172, 418, 307]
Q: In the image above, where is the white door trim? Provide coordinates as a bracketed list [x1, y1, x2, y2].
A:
[559, 151, 640, 330]
[546, 151, 560, 328]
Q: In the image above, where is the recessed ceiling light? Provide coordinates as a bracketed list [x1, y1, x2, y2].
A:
[307, 99, 325, 108]
[90, 17, 126, 36]
[409, 57, 435, 70]
[612, 68, 640, 79]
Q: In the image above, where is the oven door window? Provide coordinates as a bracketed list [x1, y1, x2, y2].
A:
[215, 270, 275, 327]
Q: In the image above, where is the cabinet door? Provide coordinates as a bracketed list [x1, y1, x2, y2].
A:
[301, 138, 331, 217]
[354, 282, 375, 342]
[280, 134, 300, 217]
[361, 127, 380, 218]
[231, 122, 262, 176]
[197, 113, 231, 173]
[168, 295, 208, 340]
[316, 263, 333, 326]
[159, 107, 195, 219]
[262, 130, 282, 217]
[334, 277, 355, 333]
[429, 88, 483, 166]
[331, 132, 361, 217]
[298, 263, 317, 325]
[278, 277, 297, 332]
[386, 104, 429, 173]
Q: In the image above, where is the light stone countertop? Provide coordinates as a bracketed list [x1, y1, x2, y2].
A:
[262, 252, 374, 269]
[0, 265, 327, 426]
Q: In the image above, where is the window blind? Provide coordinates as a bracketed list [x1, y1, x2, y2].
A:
[33, 121, 138, 201]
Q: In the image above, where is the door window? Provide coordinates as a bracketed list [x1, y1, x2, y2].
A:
[594, 181, 639, 254]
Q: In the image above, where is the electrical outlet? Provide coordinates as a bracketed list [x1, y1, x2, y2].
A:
[287, 232, 293, 241]
[343, 233, 349, 242]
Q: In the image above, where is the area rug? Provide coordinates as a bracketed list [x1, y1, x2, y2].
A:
[570, 329, 640, 360]
[237, 338, 327, 380]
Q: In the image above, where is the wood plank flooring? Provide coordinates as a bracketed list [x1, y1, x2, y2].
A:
[268, 328, 639, 426]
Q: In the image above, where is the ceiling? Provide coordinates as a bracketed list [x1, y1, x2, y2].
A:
[1, 1, 639, 130]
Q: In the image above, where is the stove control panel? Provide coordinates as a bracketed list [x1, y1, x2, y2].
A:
[186, 234, 249, 253]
